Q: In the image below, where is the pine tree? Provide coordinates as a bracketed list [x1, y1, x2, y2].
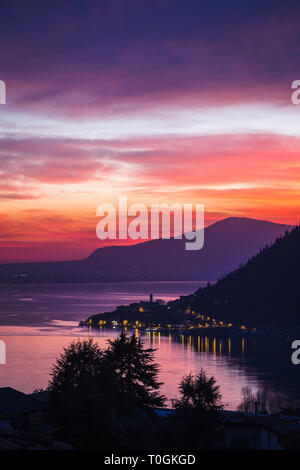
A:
[48, 339, 118, 449]
[104, 333, 165, 410]
[175, 369, 223, 414]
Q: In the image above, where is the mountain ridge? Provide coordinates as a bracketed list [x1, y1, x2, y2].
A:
[0, 217, 293, 283]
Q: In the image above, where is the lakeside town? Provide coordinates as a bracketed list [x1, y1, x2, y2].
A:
[81, 224, 300, 342]
[81, 293, 277, 338]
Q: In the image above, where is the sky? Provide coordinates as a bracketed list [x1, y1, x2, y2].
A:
[1, 0, 300, 262]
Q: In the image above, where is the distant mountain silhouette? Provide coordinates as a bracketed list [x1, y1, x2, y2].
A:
[0, 217, 292, 283]
[177, 224, 300, 328]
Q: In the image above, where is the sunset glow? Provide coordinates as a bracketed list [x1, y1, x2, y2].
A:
[1, 1, 300, 262]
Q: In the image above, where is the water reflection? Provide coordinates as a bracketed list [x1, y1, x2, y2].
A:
[128, 329, 296, 408]
[0, 282, 296, 410]
[0, 325, 296, 410]
[143, 331, 246, 358]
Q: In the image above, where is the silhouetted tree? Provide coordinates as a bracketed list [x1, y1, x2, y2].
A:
[175, 369, 223, 414]
[237, 386, 284, 414]
[48, 339, 119, 449]
[170, 369, 223, 449]
[47, 335, 166, 449]
[104, 333, 165, 412]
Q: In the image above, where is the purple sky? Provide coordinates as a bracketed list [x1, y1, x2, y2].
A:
[1, 0, 300, 262]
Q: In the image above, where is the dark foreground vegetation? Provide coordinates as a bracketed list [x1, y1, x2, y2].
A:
[2, 334, 300, 450]
[47, 334, 223, 450]
[43, 334, 300, 450]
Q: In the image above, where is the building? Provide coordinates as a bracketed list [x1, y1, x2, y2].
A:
[222, 410, 300, 450]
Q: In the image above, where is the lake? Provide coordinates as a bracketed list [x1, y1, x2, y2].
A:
[0, 282, 298, 410]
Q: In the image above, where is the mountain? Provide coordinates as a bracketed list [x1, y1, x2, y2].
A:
[176, 224, 300, 328]
[0, 217, 292, 283]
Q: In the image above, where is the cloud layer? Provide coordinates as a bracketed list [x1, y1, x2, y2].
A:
[0, 0, 300, 261]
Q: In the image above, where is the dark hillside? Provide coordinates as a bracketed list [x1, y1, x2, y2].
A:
[177, 225, 300, 328]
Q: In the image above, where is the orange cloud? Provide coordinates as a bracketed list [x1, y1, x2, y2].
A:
[0, 132, 300, 262]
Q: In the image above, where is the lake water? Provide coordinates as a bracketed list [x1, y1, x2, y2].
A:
[0, 282, 298, 410]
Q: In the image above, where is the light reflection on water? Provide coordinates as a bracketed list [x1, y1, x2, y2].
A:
[0, 324, 265, 410]
[0, 282, 296, 410]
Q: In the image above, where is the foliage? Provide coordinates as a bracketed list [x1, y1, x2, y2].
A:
[47, 334, 165, 448]
[170, 369, 223, 449]
[48, 338, 118, 449]
[237, 386, 285, 414]
[104, 333, 165, 411]
[175, 369, 223, 414]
